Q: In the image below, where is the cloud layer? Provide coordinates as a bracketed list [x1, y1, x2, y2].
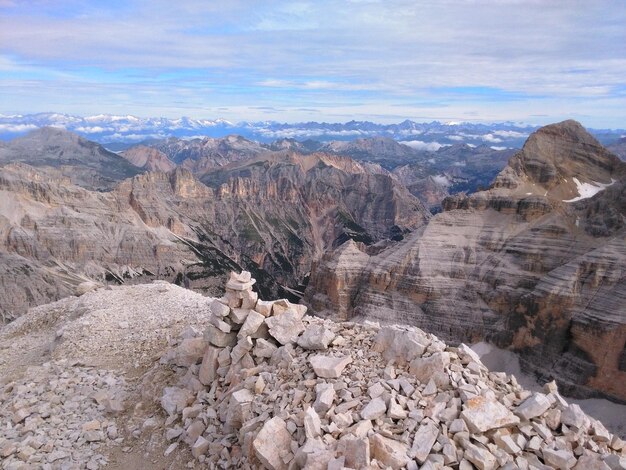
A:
[0, 0, 625, 127]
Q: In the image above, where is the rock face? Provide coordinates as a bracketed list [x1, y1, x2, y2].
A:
[150, 135, 267, 174]
[153, 273, 625, 468]
[305, 120, 626, 402]
[0, 132, 429, 321]
[0, 127, 142, 190]
[120, 145, 177, 172]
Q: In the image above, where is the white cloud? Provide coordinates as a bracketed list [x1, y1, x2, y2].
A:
[0, 123, 37, 132]
[482, 134, 503, 143]
[0, 1, 625, 126]
[400, 140, 445, 151]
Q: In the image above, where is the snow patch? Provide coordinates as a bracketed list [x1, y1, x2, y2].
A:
[563, 177, 616, 202]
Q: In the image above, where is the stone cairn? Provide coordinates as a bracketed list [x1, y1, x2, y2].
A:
[160, 271, 626, 469]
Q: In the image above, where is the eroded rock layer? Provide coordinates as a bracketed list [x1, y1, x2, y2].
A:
[0, 141, 428, 321]
[306, 120, 626, 402]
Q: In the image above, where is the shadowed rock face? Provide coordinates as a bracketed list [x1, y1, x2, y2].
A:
[305, 120, 626, 402]
[0, 127, 142, 190]
[0, 144, 429, 321]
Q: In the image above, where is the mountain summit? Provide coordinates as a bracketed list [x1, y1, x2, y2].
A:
[0, 126, 142, 190]
[306, 120, 626, 402]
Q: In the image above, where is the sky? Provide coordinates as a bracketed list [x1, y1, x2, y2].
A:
[0, 0, 625, 127]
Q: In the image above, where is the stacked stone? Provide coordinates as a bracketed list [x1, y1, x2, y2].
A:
[0, 360, 127, 470]
[160, 272, 626, 470]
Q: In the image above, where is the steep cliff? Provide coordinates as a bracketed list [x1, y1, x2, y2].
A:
[0, 146, 429, 320]
[305, 120, 626, 402]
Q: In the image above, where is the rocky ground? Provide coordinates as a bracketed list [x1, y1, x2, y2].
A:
[0, 273, 624, 469]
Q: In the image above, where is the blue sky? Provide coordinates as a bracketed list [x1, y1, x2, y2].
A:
[0, 0, 625, 127]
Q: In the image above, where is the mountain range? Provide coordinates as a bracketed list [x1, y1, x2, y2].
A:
[1, 112, 624, 148]
[0, 119, 624, 406]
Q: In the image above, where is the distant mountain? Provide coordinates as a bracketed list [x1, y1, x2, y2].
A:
[608, 137, 626, 161]
[120, 146, 176, 172]
[0, 127, 142, 190]
[5, 112, 623, 147]
[0, 130, 429, 320]
[151, 135, 267, 174]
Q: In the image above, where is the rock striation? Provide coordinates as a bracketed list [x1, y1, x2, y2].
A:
[156, 272, 625, 469]
[305, 120, 626, 402]
[0, 135, 428, 321]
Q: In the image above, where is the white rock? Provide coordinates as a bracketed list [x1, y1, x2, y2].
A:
[460, 396, 520, 433]
[314, 383, 335, 415]
[255, 299, 274, 317]
[238, 310, 265, 338]
[303, 407, 322, 439]
[372, 325, 430, 366]
[360, 397, 387, 420]
[210, 299, 231, 317]
[266, 311, 305, 345]
[198, 345, 220, 385]
[161, 387, 193, 416]
[204, 324, 237, 348]
[253, 338, 278, 358]
[409, 352, 450, 385]
[297, 324, 335, 350]
[369, 433, 410, 470]
[573, 453, 611, 470]
[463, 442, 497, 470]
[191, 436, 210, 458]
[253, 417, 293, 470]
[309, 355, 352, 378]
[542, 448, 576, 469]
[561, 404, 588, 431]
[409, 420, 440, 464]
[515, 393, 552, 420]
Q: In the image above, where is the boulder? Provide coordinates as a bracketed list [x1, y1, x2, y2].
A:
[309, 355, 352, 378]
[266, 311, 305, 344]
[253, 417, 293, 470]
[515, 393, 552, 420]
[460, 396, 520, 433]
[297, 324, 335, 350]
[369, 433, 410, 469]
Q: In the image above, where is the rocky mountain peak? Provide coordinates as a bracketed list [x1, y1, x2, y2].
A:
[512, 120, 624, 190]
[0, 128, 142, 190]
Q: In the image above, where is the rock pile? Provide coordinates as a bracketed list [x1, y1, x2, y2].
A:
[159, 271, 626, 469]
[0, 360, 128, 470]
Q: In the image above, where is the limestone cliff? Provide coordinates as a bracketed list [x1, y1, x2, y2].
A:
[0, 145, 429, 321]
[305, 120, 626, 402]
